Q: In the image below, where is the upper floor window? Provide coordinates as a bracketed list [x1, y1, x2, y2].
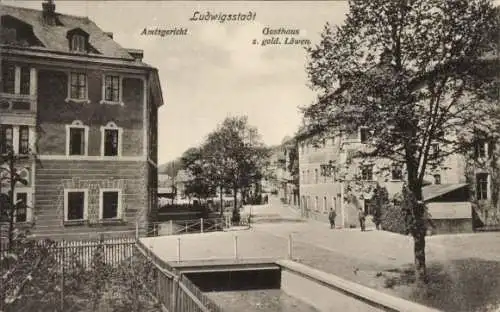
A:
[431, 143, 440, 157]
[20, 66, 30, 95]
[360, 127, 370, 143]
[18, 125, 29, 154]
[70, 34, 86, 52]
[476, 173, 488, 200]
[361, 165, 373, 181]
[69, 72, 87, 100]
[314, 168, 319, 184]
[433, 174, 441, 185]
[391, 164, 403, 180]
[101, 75, 123, 105]
[0, 125, 13, 154]
[105, 75, 120, 102]
[100, 122, 123, 157]
[474, 140, 487, 159]
[1, 63, 31, 95]
[66, 120, 89, 156]
[2, 63, 15, 94]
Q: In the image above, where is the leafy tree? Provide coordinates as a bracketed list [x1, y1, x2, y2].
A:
[180, 147, 217, 200]
[0, 139, 37, 249]
[303, 0, 498, 284]
[203, 116, 270, 222]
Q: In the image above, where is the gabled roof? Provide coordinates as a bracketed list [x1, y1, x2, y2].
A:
[1, 4, 135, 61]
[422, 183, 468, 202]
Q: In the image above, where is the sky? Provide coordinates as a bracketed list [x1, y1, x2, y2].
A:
[3, 0, 350, 164]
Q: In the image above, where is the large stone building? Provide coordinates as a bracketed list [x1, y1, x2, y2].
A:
[0, 1, 163, 238]
[297, 127, 487, 231]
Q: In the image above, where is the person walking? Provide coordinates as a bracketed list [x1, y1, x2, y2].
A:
[328, 208, 337, 229]
[358, 208, 366, 231]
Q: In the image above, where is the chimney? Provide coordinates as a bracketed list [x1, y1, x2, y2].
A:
[104, 32, 113, 39]
[127, 48, 144, 62]
[42, 0, 56, 25]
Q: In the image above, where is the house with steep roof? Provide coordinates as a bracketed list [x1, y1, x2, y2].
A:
[0, 1, 164, 239]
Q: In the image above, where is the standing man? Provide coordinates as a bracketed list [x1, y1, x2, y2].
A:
[329, 208, 337, 229]
[358, 208, 366, 231]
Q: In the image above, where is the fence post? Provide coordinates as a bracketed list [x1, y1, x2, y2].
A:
[200, 218, 204, 233]
[288, 233, 293, 260]
[135, 221, 139, 240]
[233, 235, 238, 261]
[185, 220, 188, 233]
[169, 220, 173, 235]
[171, 276, 179, 312]
[60, 241, 65, 312]
[177, 237, 181, 263]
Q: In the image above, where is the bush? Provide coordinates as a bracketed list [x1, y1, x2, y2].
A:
[381, 203, 407, 235]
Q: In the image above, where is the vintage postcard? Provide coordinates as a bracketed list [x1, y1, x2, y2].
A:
[0, 0, 499, 311]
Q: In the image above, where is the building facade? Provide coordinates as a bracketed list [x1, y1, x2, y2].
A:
[297, 127, 479, 229]
[0, 1, 163, 238]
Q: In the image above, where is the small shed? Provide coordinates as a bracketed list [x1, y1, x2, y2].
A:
[423, 184, 473, 235]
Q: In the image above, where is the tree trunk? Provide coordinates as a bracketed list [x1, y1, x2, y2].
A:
[406, 161, 428, 286]
[219, 185, 224, 217]
[413, 228, 427, 285]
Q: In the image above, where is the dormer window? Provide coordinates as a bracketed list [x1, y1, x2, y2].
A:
[71, 34, 86, 52]
[67, 28, 89, 53]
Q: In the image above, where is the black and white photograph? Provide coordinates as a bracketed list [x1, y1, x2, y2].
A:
[0, 0, 499, 311]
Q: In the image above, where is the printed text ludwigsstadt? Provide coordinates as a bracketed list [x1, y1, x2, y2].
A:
[189, 11, 256, 23]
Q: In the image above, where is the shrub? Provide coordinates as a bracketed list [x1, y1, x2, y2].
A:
[381, 203, 407, 235]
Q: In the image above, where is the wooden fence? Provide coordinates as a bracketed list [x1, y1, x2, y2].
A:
[136, 239, 225, 312]
[1, 236, 225, 312]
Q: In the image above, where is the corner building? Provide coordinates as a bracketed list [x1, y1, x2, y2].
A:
[0, 1, 163, 238]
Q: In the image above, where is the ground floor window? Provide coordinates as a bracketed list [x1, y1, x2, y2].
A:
[100, 189, 121, 220]
[15, 192, 27, 222]
[65, 189, 87, 221]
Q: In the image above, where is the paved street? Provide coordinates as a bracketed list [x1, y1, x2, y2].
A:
[143, 197, 500, 312]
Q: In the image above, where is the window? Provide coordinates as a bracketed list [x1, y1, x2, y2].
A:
[315, 168, 319, 184]
[64, 190, 87, 221]
[361, 165, 373, 181]
[66, 120, 88, 156]
[70, 34, 86, 52]
[476, 173, 488, 200]
[315, 196, 319, 211]
[474, 140, 487, 159]
[104, 75, 121, 103]
[104, 129, 119, 156]
[15, 192, 27, 223]
[18, 125, 29, 154]
[0, 125, 13, 154]
[364, 199, 374, 215]
[433, 174, 441, 185]
[360, 127, 370, 143]
[2, 63, 15, 94]
[101, 122, 122, 157]
[391, 164, 403, 180]
[323, 196, 327, 213]
[69, 128, 84, 155]
[100, 190, 121, 220]
[69, 72, 87, 100]
[431, 143, 440, 157]
[20, 66, 30, 95]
